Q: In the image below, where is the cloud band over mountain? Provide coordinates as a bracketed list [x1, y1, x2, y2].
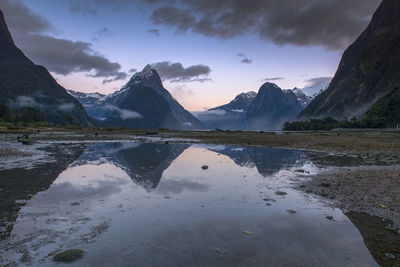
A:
[2, 0, 127, 84]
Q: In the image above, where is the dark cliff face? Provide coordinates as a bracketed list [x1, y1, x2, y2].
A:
[105, 86, 180, 129]
[0, 10, 92, 126]
[110, 65, 204, 130]
[245, 83, 301, 130]
[299, 0, 400, 120]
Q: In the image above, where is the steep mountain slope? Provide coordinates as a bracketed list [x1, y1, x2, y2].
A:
[245, 83, 301, 130]
[110, 65, 204, 129]
[299, 0, 400, 119]
[283, 90, 303, 113]
[362, 87, 400, 127]
[0, 10, 92, 126]
[105, 85, 180, 129]
[195, 91, 256, 130]
[70, 66, 204, 130]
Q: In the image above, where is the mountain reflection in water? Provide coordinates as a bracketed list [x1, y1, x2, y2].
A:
[0, 142, 378, 267]
[72, 143, 310, 191]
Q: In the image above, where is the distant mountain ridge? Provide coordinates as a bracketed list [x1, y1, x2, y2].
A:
[69, 65, 204, 130]
[195, 82, 304, 130]
[245, 83, 302, 130]
[299, 0, 400, 120]
[0, 9, 93, 126]
[195, 91, 257, 130]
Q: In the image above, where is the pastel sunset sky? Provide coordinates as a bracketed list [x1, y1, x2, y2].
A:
[1, 0, 381, 110]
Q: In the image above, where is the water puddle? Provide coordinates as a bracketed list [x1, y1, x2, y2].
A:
[0, 142, 377, 266]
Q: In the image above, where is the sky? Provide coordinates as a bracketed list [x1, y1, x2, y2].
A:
[1, 0, 381, 111]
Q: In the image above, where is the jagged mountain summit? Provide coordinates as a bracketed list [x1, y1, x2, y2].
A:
[194, 91, 257, 130]
[0, 10, 92, 126]
[69, 65, 204, 130]
[299, 0, 400, 120]
[245, 83, 302, 130]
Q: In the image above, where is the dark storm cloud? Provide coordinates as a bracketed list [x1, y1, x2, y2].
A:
[147, 28, 160, 36]
[262, 77, 284, 82]
[145, 0, 381, 50]
[151, 61, 211, 83]
[2, 0, 127, 83]
[1, 0, 52, 34]
[68, 0, 138, 15]
[237, 53, 252, 64]
[69, 1, 97, 15]
[151, 7, 196, 33]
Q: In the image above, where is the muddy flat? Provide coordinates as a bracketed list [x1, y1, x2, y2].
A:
[0, 129, 399, 266]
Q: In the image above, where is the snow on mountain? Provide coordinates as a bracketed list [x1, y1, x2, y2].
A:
[68, 65, 204, 129]
[290, 88, 312, 108]
[301, 78, 331, 98]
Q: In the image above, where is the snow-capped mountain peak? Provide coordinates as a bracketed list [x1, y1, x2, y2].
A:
[132, 64, 154, 82]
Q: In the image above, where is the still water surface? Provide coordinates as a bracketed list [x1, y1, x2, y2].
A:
[1, 142, 377, 266]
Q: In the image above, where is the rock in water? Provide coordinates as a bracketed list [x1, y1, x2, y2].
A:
[53, 249, 84, 263]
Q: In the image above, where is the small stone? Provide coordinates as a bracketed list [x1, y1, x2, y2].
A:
[287, 209, 297, 215]
[326, 216, 334, 220]
[201, 165, 209, 170]
[384, 253, 396, 259]
[320, 182, 330, 187]
[243, 230, 252, 235]
[380, 204, 388, 209]
[275, 191, 287, 196]
[214, 248, 224, 254]
[263, 198, 276, 202]
[53, 249, 84, 263]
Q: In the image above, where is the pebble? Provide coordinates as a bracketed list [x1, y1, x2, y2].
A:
[384, 253, 396, 259]
[287, 209, 297, 215]
[326, 216, 334, 220]
[214, 248, 226, 254]
[263, 198, 276, 202]
[201, 165, 209, 170]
